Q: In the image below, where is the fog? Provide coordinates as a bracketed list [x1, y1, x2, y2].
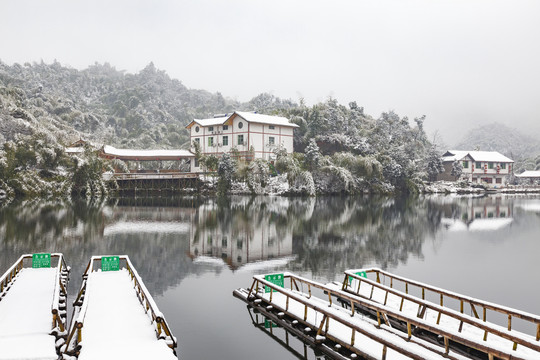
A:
[1, 0, 539, 144]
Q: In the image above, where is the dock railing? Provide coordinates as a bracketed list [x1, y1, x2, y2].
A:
[64, 255, 177, 357]
[344, 268, 540, 342]
[247, 272, 538, 360]
[0, 253, 70, 349]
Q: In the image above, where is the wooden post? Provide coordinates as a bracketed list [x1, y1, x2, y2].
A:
[376, 272, 380, 283]
[286, 295, 289, 311]
[351, 328, 355, 346]
[421, 287, 425, 300]
[407, 322, 412, 340]
[304, 304, 308, 321]
[384, 291, 389, 306]
[376, 311, 381, 327]
[536, 323, 540, 341]
[405, 283, 408, 294]
[444, 337, 449, 354]
[382, 345, 387, 360]
[460, 300, 464, 313]
[328, 291, 332, 306]
[508, 314, 512, 331]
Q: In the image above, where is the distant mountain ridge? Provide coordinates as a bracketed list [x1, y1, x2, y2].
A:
[454, 123, 540, 162]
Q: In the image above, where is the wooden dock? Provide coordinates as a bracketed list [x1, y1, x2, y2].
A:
[0, 253, 70, 360]
[234, 271, 540, 360]
[110, 172, 201, 195]
[63, 255, 177, 359]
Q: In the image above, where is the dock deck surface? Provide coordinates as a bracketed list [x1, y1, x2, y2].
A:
[0, 268, 58, 360]
[76, 269, 176, 360]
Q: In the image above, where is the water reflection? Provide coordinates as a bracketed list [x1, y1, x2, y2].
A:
[1, 194, 538, 294]
[437, 195, 514, 231]
[2, 194, 540, 359]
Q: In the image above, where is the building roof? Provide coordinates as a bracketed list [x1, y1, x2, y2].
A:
[442, 150, 514, 163]
[101, 145, 194, 161]
[187, 115, 230, 129]
[231, 111, 299, 127]
[185, 111, 299, 129]
[516, 170, 540, 178]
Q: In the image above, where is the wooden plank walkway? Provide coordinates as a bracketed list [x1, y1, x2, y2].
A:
[337, 269, 540, 359]
[64, 255, 177, 360]
[0, 254, 69, 360]
[235, 272, 540, 360]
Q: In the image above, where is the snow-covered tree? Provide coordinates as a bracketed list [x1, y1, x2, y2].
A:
[304, 139, 321, 170]
[451, 160, 463, 179]
[217, 153, 235, 195]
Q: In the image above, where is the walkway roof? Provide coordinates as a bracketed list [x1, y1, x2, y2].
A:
[101, 145, 195, 161]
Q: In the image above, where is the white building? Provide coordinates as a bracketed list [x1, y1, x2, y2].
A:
[185, 111, 298, 171]
[437, 150, 514, 186]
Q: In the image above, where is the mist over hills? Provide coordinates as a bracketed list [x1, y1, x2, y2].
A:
[454, 123, 540, 169]
[0, 60, 296, 149]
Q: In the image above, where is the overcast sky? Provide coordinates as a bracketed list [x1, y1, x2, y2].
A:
[1, 0, 539, 145]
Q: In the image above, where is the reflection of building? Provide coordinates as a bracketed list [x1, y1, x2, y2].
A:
[439, 196, 513, 231]
[438, 150, 514, 186]
[189, 203, 293, 270]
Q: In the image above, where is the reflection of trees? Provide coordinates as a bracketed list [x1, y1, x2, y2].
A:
[0, 199, 204, 297]
[1, 195, 460, 295]
[288, 196, 443, 280]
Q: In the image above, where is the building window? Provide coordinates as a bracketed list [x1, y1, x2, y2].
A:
[500, 163, 506, 169]
[238, 122, 243, 129]
[462, 161, 468, 169]
[194, 158, 199, 167]
[475, 162, 481, 168]
[268, 136, 275, 145]
[496, 178, 502, 184]
[223, 125, 228, 130]
[488, 162, 494, 169]
[195, 126, 200, 133]
[222, 136, 228, 146]
[222, 236, 228, 247]
[209, 126, 214, 132]
[237, 134, 244, 145]
[194, 138, 200, 145]
[269, 125, 275, 130]
[208, 137, 214, 147]
[237, 239, 243, 249]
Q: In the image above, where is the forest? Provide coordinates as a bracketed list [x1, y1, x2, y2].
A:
[0, 60, 534, 200]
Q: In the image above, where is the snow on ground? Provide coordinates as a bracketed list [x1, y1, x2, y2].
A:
[0, 268, 58, 360]
[78, 269, 176, 360]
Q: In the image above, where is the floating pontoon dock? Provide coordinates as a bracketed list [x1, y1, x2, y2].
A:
[234, 271, 540, 360]
[63, 255, 177, 359]
[0, 253, 70, 360]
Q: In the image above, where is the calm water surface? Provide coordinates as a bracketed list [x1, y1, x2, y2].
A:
[1, 194, 539, 359]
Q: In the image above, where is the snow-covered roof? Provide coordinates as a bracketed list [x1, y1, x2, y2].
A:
[442, 150, 513, 163]
[232, 111, 299, 127]
[186, 111, 299, 129]
[65, 147, 85, 154]
[516, 170, 540, 178]
[188, 115, 230, 128]
[101, 145, 194, 160]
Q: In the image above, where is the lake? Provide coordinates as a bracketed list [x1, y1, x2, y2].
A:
[1, 194, 539, 359]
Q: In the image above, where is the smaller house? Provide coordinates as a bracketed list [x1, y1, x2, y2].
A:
[437, 150, 514, 186]
[515, 170, 540, 185]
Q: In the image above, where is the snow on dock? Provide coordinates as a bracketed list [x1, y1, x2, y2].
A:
[235, 271, 540, 360]
[0, 254, 69, 360]
[63, 255, 177, 360]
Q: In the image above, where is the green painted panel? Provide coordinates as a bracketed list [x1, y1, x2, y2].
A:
[101, 256, 120, 271]
[32, 253, 51, 268]
[264, 273, 284, 293]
